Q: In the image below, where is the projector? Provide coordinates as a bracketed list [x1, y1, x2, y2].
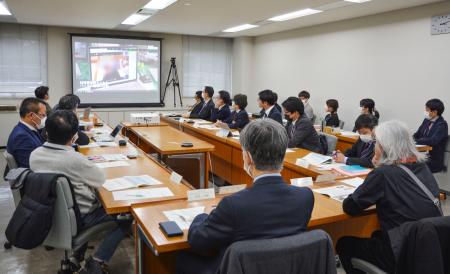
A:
[130, 113, 160, 125]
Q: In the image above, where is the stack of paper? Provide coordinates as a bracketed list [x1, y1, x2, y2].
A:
[96, 142, 118, 147]
[163, 206, 205, 230]
[317, 163, 347, 171]
[112, 187, 174, 201]
[340, 131, 360, 137]
[79, 142, 100, 149]
[333, 165, 371, 176]
[198, 124, 221, 130]
[95, 161, 130, 169]
[313, 185, 355, 202]
[301, 153, 333, 166]
[103, 175, 162, 191]
[88, 154, 128, 163]
[341, 177, 365, 188]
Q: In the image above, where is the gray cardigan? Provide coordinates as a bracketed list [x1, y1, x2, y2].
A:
[30, 142, 105, 215]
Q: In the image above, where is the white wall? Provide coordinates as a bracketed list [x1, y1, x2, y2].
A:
[248, 1, 450, 130]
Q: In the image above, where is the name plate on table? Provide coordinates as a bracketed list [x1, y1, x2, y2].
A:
[216, 129, 230, 138]
[187, 189, 216, 201]
[218, 184, 246, 195]
[170, 171, 183, 184]
[315, 174, 338, 183]
[290, 177, 313, 187]
[295, 158, 310, 168]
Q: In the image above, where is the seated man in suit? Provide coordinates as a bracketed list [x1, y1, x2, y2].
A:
[282, 97, 321, 152]
[176, 119, 314, 274]
[210, 90, 231, 122]
[189, 86, 215, 121]
[7, 97, 47, 168]
[223, 94, 250, 130]
[30, 110, 131, 274]
[413, 99, 449, 173]
[333, 114, 377, 168]
[57, 94, 90, 146]
[185, 90, 204, 117]
[258, 89, 283, 124]
[298, 90, 314, 122]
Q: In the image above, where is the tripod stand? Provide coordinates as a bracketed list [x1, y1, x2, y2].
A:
[162, 57, 183, 107]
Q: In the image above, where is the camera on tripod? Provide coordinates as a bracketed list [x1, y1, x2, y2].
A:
[162, 57, 182, 107]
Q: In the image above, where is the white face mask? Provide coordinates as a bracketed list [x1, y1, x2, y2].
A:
[359, 106, 364, 113]
[424, 111, 432, 120]
[243, 152, 253, 178]
[301, 99, 307, 105]
[32, 113, 46, 129]
[71, 133, 79, 145]
[324, 105, 330, 113]
[360, 134, 373, 143]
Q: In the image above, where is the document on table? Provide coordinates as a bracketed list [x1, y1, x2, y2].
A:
[97, 142, 118, 147]
[301, 152, 333, 165]
[88, 154, 128, 163]
[103, 175, 163, 191]
[286, 148, 295, 153]
[317, 163, 347, 171]
[112, 187, 174, 201]
[163, 206, 205, 230]
[79, 142, 100, 148]
[340, 177, 365, 188]
[95, 161, 130, 169]
[313, 185, 355, 202]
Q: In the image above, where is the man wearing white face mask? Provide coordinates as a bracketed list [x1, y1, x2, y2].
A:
[7, 97, 47, 168]
[413, 99, 448, 173]
[333, 114, 377, 168]
[177, 119, 314, 274]
[30, 110, 131, 274]
[298, 90, 315, 122]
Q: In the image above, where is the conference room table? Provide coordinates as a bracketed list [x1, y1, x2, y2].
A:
[159, 116, 352, 186]
[122, 125, 215, 189]
[131, 178, 378, 274]
[79, 121, 193, 214]
[328, 130, 433, 153]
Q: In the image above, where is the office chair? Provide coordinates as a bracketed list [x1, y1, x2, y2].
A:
[3, 151, 20, 250]
[43, 176, 117, 274]
[434, 136, 450, 195]
[351, 258, 387, 274]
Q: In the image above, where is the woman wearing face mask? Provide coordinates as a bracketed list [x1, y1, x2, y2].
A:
[221, 94, 250, 130]
[210, 90, 231, 123]
[183, 91, 204, 118]
[333, 114, 377, 168]
[282, 97, 321, 152]
[353, 98, 379, 132]
[413, 99, 449, 173]
[324, 99, 340, 128]
[336, 120, 441, 274]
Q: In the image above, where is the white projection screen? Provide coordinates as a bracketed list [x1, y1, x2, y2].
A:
[71, 34, 162, 107]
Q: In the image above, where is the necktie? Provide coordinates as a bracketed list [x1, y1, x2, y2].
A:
[291, 123, 295, 137]
[361, 142, 374, 159]
[263, 112, 268, 118]
[200, 102, 207, 113]
[424, 121, 434, 136]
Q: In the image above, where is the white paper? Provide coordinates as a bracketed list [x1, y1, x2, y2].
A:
[95, 161, 130, 169]
[415, 144, 426, 148]
[313, 185, 355, 202]
[90, 128, 111, 134]
[218, 184, 246, 195]
[170, 171, 183, 184]
[97, 142, 118, 147]
[341, 177, 365, 188]
[79, 121, 94, 127]
[112, 187, 174, 201]
[199, 124, 221, 130]
[216, 129, 230, 138]
[301, 153, 333, 166]
[103, 175, 162, 191]
[187, 188, 215, 201]
[318, 163, 347, 171]
[163, 206, 205, 230]
[315, 173, 338, 183]
[286, 148, 295, 153]
[295, 158, 310, 168]
[290, 177, 313, 187]
[102, 154, 129, 161]
[79, 143, 99, 148]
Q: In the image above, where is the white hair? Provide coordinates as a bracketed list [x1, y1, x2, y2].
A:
[374, 120, 426, 165]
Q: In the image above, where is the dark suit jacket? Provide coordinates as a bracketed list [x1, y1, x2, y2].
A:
[325, 113, 340, 128]
[190, 101, 204, 117]
[224, 109, 250, 130]
[285, 116, 321, 152]
[7, 122, 44, 168]
[211, 105, 231, 123]
[190, 100, 215, 121]
[413, 116, 449, 173]
[344, 139, 375, 168]
[260, 106, 283, 124]
[186, 175, 314, 272]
